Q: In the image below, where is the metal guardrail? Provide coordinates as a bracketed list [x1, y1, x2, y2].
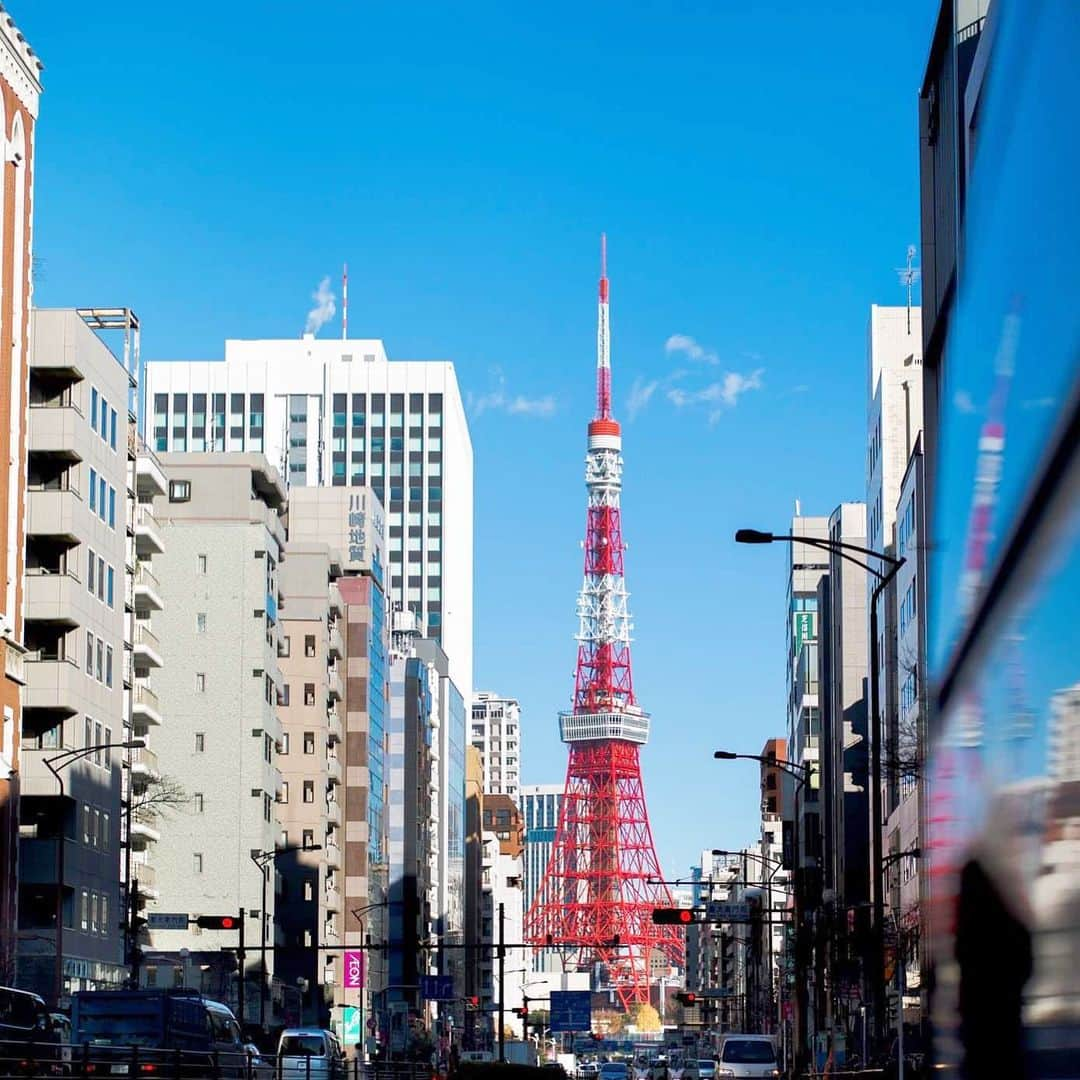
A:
[0, 1045, 439, 1080]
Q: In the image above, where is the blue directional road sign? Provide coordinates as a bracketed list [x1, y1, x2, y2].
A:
[550, 990, 591, 1032]
[419, 974, 455, 1001]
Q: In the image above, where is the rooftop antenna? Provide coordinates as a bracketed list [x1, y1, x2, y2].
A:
[342, 263, 349, 341]
[896, 245, 921, 334]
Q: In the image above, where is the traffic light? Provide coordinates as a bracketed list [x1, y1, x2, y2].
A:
[513, 1007, 528, 1019]
[465, 996, 479, 1009]
[652, 908, 701, 925]
[675, 992, 698, 1006]
[195, 914, 239, 930]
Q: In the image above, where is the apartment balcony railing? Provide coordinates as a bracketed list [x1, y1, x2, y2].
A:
[132, 681, 162, 728]
[25, 565, 82, 627]
[327, 709, 343, 745]
[133, 503, 164, 555]
[326, 756, 343, 787]
[132, 622, 163, 668]
[133, 562, 164, 611]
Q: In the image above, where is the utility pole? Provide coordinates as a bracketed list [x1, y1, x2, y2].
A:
[497, 903, 506, 1063]
[237, 909, 247, 1027]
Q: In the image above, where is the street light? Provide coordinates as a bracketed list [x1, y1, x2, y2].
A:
[251, 841, 322, 1029]
[40, 739, 145, 1006]
[735, 525, 903, 1049]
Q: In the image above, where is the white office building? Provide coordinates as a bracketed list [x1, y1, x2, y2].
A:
[145, 337, 473, 699]
[470, 692, 522, 800]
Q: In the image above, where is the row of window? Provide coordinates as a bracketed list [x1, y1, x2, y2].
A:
[153, 393, 266, 454]
[78, 888, 110, 936]
[89, 387, 119, 451]
[81, 803, 112, 851]
[87, 468, 118, 528]
[85, 633, 115, 689]
[279, 779, 326, 804]
[899, 581, 918, 637]
[277, 684, 323, 707]
[86, 549, 116, 608]
[278, 634, 318, 658]
[83, 719, 115, 768]
[898, 495, 918, 557]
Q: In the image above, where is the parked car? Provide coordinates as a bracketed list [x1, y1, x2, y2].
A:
[599, 1064, 629, 1080]
[244, 1043, 275, 1080]
[276, 1029, 345, 1080]
[714, 1036, 778, 1078]
[695, 1062, 716, 1080]
[0, 987, 61, 1076]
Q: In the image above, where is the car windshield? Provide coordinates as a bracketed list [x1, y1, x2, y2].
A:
[600, 1067, 627, 1076]
[280, 1036, 326, 1056]
[698, 1063, 713, 1070]
[74, 1014, 162, 1048]
[721, 1041, 775, 1064]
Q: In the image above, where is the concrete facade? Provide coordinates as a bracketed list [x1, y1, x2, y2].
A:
[18, 311, 137, 1001]
[0, 13, 42, 980]
[470, 692, 522, 800]
[275, 541, 346, 1027]
[144, 454, 285, 1024]
[145, 339, 473, 704]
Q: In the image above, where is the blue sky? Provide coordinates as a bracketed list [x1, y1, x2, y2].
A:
[20, 1, 936, 878]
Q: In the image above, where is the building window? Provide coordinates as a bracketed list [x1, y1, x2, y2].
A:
[105, 647, 113, 688]
[263, 793, 272, 822]
[195, 673, 206, 692]
[197, 554, 207, 574]
[305, 634, 316, 657]
[303, 732, 315, 755]
[80, 890, 89, 932]
[195, 732, 205, 753]
[85, 632, 94, 675]
[280, 782, 289, 805]
[279, 636, 290, 658]
[87, 548, 95, 594]
[89, 468, 97, 512]
[196, 613, 207, 634]
[304, 880, 314, 902]
[90, 388, 99, 432]
[107, 566, 115, 608]
[303, 781, 315, 803]
[169, 479, 191, 502]
[304, 683, 315, 706]
[108, 487, 116, 529]
[279, 733, 290, 755]
[302, 829, 314, 849]
[96, 640, 104, 682]
[278, 684, 290, 707]
[97, 556, 105, 601]
[193, 853, 203, 874]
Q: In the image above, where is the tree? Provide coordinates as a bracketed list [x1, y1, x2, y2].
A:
[130, 773, 189, 822]
[627, 1002, 662, 1032]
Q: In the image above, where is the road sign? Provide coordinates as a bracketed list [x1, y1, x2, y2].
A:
[420, 974, 455, 1001]
[146, 913, 189, 930]
[550, 990, 591, 1032]
[344, 950, 365, 989]
[706, 900, 750, 923]
[342, 1007, 361, 1046]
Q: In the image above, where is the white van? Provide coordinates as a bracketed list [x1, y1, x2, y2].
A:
[714, 1036, 779, 1078]
[276, 1029, 346, 1080]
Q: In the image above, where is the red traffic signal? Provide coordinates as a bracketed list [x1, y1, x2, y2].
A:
[652, 908, 699, 925]
[676, 992, 698, 1006]
[465, 996, 479, 1008]
[196, 914, 239, 930]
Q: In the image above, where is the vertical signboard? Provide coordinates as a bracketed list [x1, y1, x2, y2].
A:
[344, 949, 365, 989]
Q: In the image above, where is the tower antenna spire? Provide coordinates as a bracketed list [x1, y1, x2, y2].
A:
[596, 233, 611, 419]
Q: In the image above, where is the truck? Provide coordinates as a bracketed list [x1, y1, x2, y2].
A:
[71, 988, 247, 1076]
[504, 1040, 539, 1066]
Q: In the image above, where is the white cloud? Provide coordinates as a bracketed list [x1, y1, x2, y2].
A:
[468, 373, 556, 418]
[953, 390, 977, 414]
[665, 333, 719, 365]
[666, 368, 764, 414]
[627, 376, 659, 421]
[304, 276, 336, 335]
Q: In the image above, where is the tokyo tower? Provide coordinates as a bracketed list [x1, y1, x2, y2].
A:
[525, 237, 684, 1008]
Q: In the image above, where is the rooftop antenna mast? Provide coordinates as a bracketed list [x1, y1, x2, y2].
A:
[342, 263, 349, 341]
[896, 244, 921, 334]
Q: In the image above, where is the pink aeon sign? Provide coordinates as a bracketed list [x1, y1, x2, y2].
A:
[344, 949, 365, 989]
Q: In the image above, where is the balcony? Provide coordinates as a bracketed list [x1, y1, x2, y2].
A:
[130, 814, 161, 849]
[327, 709, 343, 745]
[324, 882, 342, 913]
[327, 668, 343, 702]
[134, 504, 164, 555]
[27, 486, 82, 543]
[328, 622, 343, 660]
[326, 756, 343, 787]
[132, 563, 163, 612]
[28, 403, 83, 461]
[130, 746, 161, 787]
[325, 799, 342, 827]
[132, 681, 162, 729]
[328, 586, 343, 619]
[324, 841, 342, 870]
[25, 567, 82, 626]
[133, 861, 159, 900]
[23, 655, 81, 717]
[135, 451, 167, 497]
[132, 622, 163, 668]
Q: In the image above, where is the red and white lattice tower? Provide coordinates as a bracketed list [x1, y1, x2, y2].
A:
[525, 237, 684, 1008]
